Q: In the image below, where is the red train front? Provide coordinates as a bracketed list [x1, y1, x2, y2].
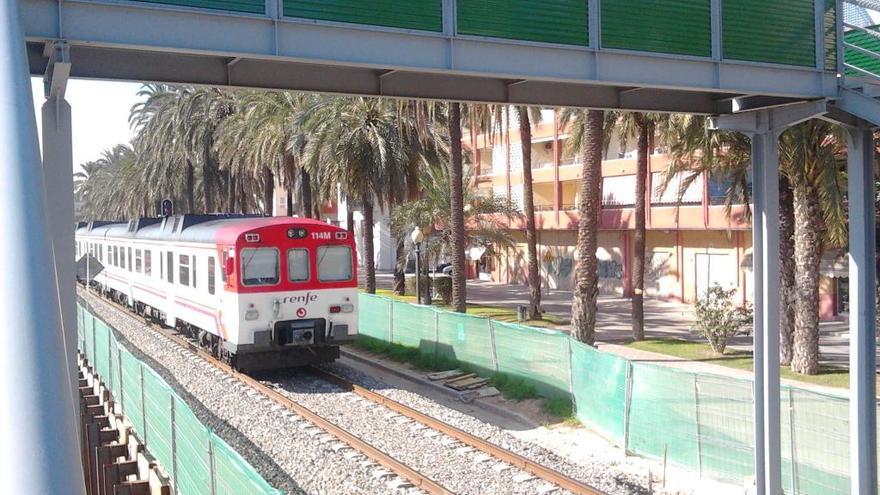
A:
[75, 215, 359, 371]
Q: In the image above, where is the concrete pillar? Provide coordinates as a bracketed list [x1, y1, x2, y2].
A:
[0, 1, 86, 493]
[846, 127, 877, 495]
[42, 96, 79, 418]
[750, 130, 782, 495]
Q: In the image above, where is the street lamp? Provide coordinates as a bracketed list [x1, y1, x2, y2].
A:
[410, 227, 425, 304]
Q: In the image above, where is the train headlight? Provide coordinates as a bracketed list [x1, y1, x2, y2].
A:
[245, 303, 259, 321]
[329, 303, 354, 314]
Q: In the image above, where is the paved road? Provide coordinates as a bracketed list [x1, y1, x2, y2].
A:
[372, 273, 863, 368]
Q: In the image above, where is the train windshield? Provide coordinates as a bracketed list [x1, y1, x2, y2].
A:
[240, 248, 279, 286]
[317, 245, 353, 282]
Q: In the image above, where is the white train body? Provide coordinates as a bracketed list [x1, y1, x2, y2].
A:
[76, 215, 358, 370]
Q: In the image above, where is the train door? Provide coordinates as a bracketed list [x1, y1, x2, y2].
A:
[164, 249, 177, 327]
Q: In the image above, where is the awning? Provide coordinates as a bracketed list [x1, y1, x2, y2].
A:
[740, 249, 850, 278]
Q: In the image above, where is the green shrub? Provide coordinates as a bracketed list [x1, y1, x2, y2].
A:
[352, 335, 458, 372]
[433, 275, 453, 304]
[490, 372, 538, 400]
[404, 275, 432, 301]
[692, 284, 753, 354]
[542, 397, 574, 418]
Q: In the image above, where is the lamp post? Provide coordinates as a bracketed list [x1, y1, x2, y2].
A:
[411, 227, 425, 304]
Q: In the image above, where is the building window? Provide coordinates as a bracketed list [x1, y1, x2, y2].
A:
[651, 171, 703, 205]
[208, 256, 216, 295]
[179, 254, 190, 286]
[145, 250, 152, 276]
[602, 175, 637, 207]
[287, 249, 310, 282]
[240, 248, 279, 286]
[317, 246, 353, 282]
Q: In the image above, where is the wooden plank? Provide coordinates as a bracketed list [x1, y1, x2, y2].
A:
[427, 369, 466, 381]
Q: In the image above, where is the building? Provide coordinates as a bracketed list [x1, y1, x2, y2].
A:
[463, 109, 846, 319]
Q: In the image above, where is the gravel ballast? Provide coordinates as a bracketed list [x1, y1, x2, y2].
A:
[80, 290, 417, 495]
[81, 289, 663, 494]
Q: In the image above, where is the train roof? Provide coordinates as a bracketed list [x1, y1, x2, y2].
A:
[75, 214, 343, 244]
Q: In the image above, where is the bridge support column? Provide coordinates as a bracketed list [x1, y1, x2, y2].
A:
[0, 2, 85, 494]
[846, 126, 877, 495]
[41, 41, 78, 417]
[711, 100, 827, 495]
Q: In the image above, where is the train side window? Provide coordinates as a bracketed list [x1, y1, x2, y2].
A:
[208, 256, 216, 295]
[316, 246, 353, 282]
[220, 251, 228, 283]
[166, 251, 174, 284]
[145, 250, 152, 276]
[240, 248, 279, 286]
[179, 255, 190, 286]
[192, 255, 197, 289]
[128, 248, 133, 272]
[287, 249, 310, 282]
[121, 247, 126, 269]
[135, 249, 143, 273]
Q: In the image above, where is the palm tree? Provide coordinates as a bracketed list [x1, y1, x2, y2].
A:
[664, 116, 846, 375]
[517, 106, 544, 320]
[560, 108, 605, 344]
[447, 102, 467, 313]
[300, 96, 408, 294]
[780, 121, 846, 375]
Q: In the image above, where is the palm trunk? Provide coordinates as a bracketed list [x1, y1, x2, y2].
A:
[519, 108, 542, 320]
[203, 156, 216, 213]
[185, 161, 195, 213]
[300, 168, 314, 218]
[346, 204, 355, 235]
[361, 190, 376, 294]
[448, 102, 467, 313]
[631, 118, 649, 341]
[286, 188, 294, 216]
[791, 182, 821, 375]
[226, 172, 236, 213]
[238, 175, 249, 214]
[779, 176, 796, 366]
[394, 237, 406, 296]
[262, 166, 274, 215]
[572, 110, 604, 344]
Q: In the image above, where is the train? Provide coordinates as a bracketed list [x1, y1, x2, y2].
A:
[75, 214, 358, 371]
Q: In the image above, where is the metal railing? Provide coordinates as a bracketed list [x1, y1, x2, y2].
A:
[840, 0, 880, 85]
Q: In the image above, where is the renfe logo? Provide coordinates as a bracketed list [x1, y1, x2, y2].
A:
[282, 293, 319, 305]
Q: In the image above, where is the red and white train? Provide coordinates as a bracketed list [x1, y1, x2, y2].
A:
[75, 214, 358, 371]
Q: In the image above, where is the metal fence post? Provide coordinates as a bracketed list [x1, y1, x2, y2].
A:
[566, 338, 575, 412]
[623, 361, 633, 453]
[388, 300, 394, 343]
[693, 375, 703, 478]
[487, 320, 499, 373]
[788, 387, 799, 493]
[140, 365, 147, 444]
[170, 397, 177, 492]
[208, 437, 217, 495]
[433, 310, 440, 356]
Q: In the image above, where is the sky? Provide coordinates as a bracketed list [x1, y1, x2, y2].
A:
[30, 77, 143, 173]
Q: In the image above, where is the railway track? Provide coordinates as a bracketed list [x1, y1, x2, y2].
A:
[92, 290, 606, 495]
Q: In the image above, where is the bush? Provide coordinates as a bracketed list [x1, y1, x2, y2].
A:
[692, 284, 753, 355]
[490, 372, 538, 400]
[404, 275, 432, 301]
[433, 275, 452, 304]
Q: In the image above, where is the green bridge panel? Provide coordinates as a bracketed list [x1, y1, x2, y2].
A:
[283, 1, 443, 32]
[457, 0, 588, 46]
[723, 0, 816, 67]
[601, 0, 711, 57]
[845, 26, 880, 77]
[132, 0, 264, 14]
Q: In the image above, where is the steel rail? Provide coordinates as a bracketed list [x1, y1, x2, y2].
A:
[310, 368, 607, 495]
[86, 292, 454, 495]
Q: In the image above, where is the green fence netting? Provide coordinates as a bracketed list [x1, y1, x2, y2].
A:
[435, 310, 495, 374]
[360, 294, 878, 493]
[492, 321, 571, 398]
[571, 340, 627, 441]
[77, 300, 280, 495]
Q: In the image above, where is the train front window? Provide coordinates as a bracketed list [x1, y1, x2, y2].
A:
[241, 248, 279, 286]
[287, 249, 310, 282]
[317, 246, 353, 282]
